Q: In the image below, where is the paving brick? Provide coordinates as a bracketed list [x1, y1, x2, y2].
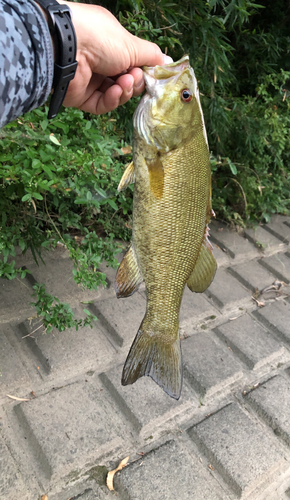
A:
[92, 293, 146, 347]
[247, 375, 290, 447]
[0, 324, 30, 397]
[253, 300, 290, 344]
[262, 215, 290, 245]
[214, 314, 285, 370]
[258, 252, 290, 284]
[28, 258, 103, 303]
[14, 309, 116, 378]
[205, 268, 251, 310]
[14, 381, 127, 480]
[0, 433, 30, 499]
[0, 276, 34, 322]
[117, 440, 231, 500]
[227, 260, 278, 293]
[180, 287, 219, 328]
[49, 482, 111, 500]
[70, 490, 98, 500]
[244, 225, 285, 255]
[188, 403, 286, 498]
[211, 241, 232, 268]
[54, 489, 101, 500]
[210, 220, 258, 261]
[182, 331, 243, 398]
[99, 364, 195, 436]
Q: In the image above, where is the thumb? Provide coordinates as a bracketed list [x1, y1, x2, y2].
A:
[129, 35, 172, 68]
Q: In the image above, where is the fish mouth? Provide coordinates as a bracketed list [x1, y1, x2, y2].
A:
[143, 55, 190, 96]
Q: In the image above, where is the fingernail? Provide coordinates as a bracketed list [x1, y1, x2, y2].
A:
[163, 54, 174, 64]
[126, 85, 134, 97]
[134, 77, 144, 91]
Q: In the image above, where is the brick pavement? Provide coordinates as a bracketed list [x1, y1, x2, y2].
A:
[1, 215, 290, 500]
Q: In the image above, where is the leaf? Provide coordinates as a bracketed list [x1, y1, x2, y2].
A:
[32, 159, 42, 169]
[107, 198, 118, 210]
[121, 145, 132, 155]
[49, 134, 61, 146]
[7, 394, 30, 401]
[42, 165, 54, 179]
[227, 158, 237, 175]
[32, 192, 43, 201]
[95, 187, 108, 198]
[40, 119, 48, 131]
[22, 193, 31, 202]
[106, 456, 129, 491]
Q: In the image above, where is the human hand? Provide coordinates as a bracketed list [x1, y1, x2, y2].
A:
[56, 1, 172, 114]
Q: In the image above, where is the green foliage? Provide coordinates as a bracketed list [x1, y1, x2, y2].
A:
[210, 71, 290, 222]
[109, 0, 290, 223]
[0, 106, 132, 330]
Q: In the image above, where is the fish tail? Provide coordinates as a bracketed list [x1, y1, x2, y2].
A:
[121, 320, 182, 400]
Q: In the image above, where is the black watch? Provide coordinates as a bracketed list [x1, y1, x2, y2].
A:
[34, 0, 78, 119]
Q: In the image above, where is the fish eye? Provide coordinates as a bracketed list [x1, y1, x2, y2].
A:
[181, 89, 193, 103]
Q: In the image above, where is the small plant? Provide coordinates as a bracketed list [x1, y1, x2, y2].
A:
[32, 284, 97, 333]
[255, 241, 266, 251]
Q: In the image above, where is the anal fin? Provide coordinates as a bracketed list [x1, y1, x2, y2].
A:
[114, 245, 143, 298]
[187, 232, 217, 293]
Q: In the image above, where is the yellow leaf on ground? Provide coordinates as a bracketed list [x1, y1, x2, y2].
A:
[106, 456, 129, 491]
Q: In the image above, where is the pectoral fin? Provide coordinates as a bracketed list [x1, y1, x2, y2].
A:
[118, 161, 135, 192]
[146, 156, 164, 198]
[187, 235, 217, 293]
[114, 245, 143, 298]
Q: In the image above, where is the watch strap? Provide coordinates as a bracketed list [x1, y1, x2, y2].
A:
[34, 0, 78, 118]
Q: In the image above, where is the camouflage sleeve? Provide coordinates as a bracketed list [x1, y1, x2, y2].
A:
[0, 0, 53, 127]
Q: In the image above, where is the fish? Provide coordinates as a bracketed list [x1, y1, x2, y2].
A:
[115, 55, 217, 400]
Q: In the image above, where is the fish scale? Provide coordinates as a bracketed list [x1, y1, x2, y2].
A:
[115, 56, 217, 399]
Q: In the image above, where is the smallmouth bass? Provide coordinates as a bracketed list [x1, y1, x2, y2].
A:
[115, 55, 217, 399]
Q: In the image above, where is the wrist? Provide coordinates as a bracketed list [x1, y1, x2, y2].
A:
[35, 4, 56, 60]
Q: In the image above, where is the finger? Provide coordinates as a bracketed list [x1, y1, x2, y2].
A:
[115, 73, 134, 105]
[80, 84, 122, 114]
[128, 67, 145, 96]
[97, 77, 116, 94]
[64, 71, 106, 108]
[80, 76, 134, 115]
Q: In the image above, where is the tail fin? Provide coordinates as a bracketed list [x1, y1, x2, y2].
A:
[121, 322, 182, 400]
